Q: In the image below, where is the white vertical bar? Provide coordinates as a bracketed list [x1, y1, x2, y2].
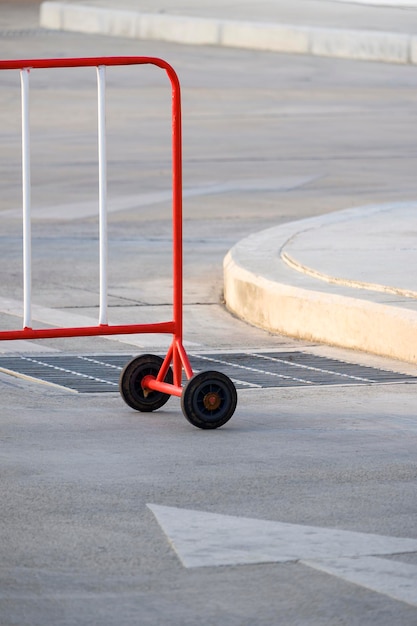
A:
[97, 65, 108, 325]
[21, 68, 32, 329]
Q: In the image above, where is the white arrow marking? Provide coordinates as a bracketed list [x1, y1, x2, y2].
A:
[147, 504, 417, 606]
[303, 557, 417, 608]
[147, 505, 417, 568]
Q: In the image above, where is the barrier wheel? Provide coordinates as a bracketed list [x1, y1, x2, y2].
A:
[119, 354, 173, 412]
[181, 371, 237, 429]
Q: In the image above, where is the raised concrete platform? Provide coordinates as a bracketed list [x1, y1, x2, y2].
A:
[40, 0, 417, 65]
[224, 202, 417, 365]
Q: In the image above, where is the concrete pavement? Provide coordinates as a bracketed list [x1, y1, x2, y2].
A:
[37, 0, 417, 364]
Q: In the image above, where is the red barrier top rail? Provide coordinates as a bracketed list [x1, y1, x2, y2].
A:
[0, 55, 179, 72]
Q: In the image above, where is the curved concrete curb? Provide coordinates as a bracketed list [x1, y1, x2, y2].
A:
[40, 1, 417, 66]
[223, 203, 417, 364]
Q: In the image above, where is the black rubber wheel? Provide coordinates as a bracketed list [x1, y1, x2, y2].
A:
[119, 354, 173, 412]
[181, 370, 237, 429]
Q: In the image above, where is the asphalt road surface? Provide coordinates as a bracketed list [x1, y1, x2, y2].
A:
[0, 5, 417, 625]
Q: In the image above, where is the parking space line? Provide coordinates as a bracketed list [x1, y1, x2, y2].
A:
[19, 356, 119, 388]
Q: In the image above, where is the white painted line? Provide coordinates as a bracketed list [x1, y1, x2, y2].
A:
[0, 365, 78, 392]
[303, 556, 417, 608]
[147, 504, 417, 568]
[195, 353, 314, 385]
[0, 340, 58, 354]
[192, 369, 260, 389]
[1, 177, 318, 222]
[76, 355, 122, 370]
[0, 296, 200, 350]
[19, 356, 119, 387]
[0, 295, 99, 327]
[251, 353, 377, 383]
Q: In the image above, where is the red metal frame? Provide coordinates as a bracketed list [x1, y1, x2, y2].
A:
[0, 56, 194, 396]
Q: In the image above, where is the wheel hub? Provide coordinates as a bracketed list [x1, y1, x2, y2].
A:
[203, 391, 221, 411]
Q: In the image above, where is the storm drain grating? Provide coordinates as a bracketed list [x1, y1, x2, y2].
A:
[0, 352, 416, 393]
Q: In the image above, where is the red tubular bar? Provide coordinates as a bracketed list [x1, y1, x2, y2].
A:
[0, 322, 175, 341]
[142, 375, 183, 399]
[0, 56, 193, 383]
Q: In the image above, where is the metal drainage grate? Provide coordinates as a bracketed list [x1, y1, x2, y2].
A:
[0, 352, 416, 393]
